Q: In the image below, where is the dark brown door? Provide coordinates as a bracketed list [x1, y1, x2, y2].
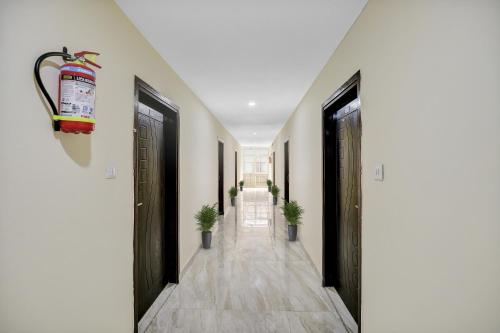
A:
[134, 77, 179, 328]
[322, 71, 361, 326]
[136, 104, 166, 319]
[336, 107, 361, 322]
[218, 141, 224, 215]
[284, 142, 289, 202]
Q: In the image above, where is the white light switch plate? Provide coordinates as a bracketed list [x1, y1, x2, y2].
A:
[374, 163, 384, 181]
[105, 166, 117, 179]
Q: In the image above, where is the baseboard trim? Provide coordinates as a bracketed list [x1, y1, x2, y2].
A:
[138, 283, 176, 333]
[296, 240, 357, 333]
[180, 245, 201, 281]
[325, 287, 358, 333]
[224, 206, 232, 219]
[296, 240, 322, 280]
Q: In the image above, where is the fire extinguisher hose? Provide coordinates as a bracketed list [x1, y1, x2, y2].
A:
[34, 50, 72, 117]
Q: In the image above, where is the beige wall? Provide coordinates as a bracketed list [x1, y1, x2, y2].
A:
[272, 1, 500, 332]
[0, 1, 239, 332]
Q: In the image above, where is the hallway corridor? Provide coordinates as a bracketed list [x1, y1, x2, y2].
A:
[142, 189, 349, 333]
[3, 1, 500, 332]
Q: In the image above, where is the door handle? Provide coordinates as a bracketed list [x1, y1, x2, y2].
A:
[354, 204, 359, 209]
[137, 202, 143, 207]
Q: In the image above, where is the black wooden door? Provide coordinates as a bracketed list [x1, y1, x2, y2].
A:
[137, 104, 166, 319]
[336, 108, 361, 322]
[284, 141, 289, 202]
[218, 141, 224, 215]
[235, 151, 238, 188]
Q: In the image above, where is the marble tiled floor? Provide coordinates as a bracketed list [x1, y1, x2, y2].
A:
[143, 189, 350, 333]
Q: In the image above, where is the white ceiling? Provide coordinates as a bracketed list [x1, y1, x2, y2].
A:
[115, 0, 367, 146]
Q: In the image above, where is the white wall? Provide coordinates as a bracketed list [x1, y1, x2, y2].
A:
[0, 1, 239, 332]
[272, 1, 500, 332]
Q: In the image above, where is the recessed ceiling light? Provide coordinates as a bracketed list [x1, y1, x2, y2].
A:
[248, 101, 256, 107]
[253, 132, 257, 136]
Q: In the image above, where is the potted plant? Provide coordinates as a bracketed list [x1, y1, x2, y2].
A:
[281, 200, 304, 241]
[229, 186, 238, 206]
[267, 179, 272, 192]
[195, 203, 218, 249]
[239, 180, 244, 191]
[271, 185, 280, 205]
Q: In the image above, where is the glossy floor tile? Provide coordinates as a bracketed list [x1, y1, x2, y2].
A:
[143, 189, 348, 333]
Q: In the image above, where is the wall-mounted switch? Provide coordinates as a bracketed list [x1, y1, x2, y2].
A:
[374, 163, 384, 181]
[105, 166, 117, 179]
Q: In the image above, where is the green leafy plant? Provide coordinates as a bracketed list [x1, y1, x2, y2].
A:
[281, 200, 304, 226]
[195, 203, 218, 232]
[229, 186, 238, 198]
[271, 185, 280, 197]
[266, 179, 273, 186]
[239, 180, 244, 186]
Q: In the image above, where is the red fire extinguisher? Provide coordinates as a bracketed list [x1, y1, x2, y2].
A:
[34, 47, 101, 134]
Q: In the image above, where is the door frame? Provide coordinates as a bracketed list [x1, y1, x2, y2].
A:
[284, 140, 290, 203]
[133, 76, 179, 331]
[272, 151, 276, 185]
[321, 71, 362, 327]
[218, 140, 224, 215]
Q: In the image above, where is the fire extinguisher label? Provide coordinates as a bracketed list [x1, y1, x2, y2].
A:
[60, 75, 96, 120]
